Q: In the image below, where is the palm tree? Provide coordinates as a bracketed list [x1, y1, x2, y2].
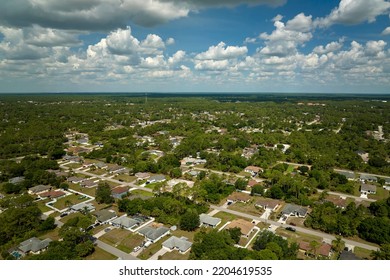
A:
[309, 240, 320, 259]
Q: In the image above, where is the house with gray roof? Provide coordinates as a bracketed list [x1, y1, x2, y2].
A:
[147, 175, 166, 184]
[28, 185, 52, 195]
[199, 213, 221, 228]
[162, 236, 192, 254]
[70, 202, 95, 212]
[110, 215, 139, 231]
[335, 170, 356, 180]
[281, 204, 308, 218]
[94, 209, 117, 223]
[360, 183, 377, 195]
[359, 174, 378, 183]
[138, 226, 170, 243]
[384, 178, 390, 190]
[18, 237, 52, 255]
[9, 176, 25, 185]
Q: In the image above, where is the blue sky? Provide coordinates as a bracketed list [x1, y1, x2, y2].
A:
[0, 0, 389, 93]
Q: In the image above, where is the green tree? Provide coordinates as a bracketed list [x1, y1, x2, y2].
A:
[226, 227, 241, 244]
[95, 182, 114, 204]
[180, 209, 200, 231]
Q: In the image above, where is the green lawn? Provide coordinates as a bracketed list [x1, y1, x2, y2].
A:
[36, 199, 52, 213]
[59, 212, 83, 223]
[114, 174, 136, 183]
[160, 250, 190, 260]
[39, 227, 61, 241]
[212, 211, 237, 229]
[69, 184, 96, 197]
[88, 169, 108, 176]
[228, 201, 262, 216]
[368, 186, 389, 200]
[130, 189, 154, 197]
[275, 228, 323, 244]
[354, 247, 373, 260]
[99, 228, 144, 253]
[85, 247, 117, 260]
[286, 165, 295, 173]
[67, 163, 83, 169]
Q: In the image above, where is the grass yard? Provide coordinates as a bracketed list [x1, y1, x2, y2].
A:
[354, 247, 373, 260]
[228, 201, 262, 216]
[52, 194, 89, 210]
[171, 229, 197, 242]
[286, 165, 295, 173]
[130, 189, 154, 197]
[160, 250, 190, 260]
[88, 169, 108, 176]
[114, 174, 136, 183]
[212, 211, 237, 229]
[368, 186, 389, 200]
[36, 199, 51, 213]
[67, 163, 83, 169]
[69, 184, 96, 197]
[275, 228, 323, 244]
[59, 211, 83, 223]
[99, 228, 144, 253]
[39, 227, 61, 241]
[85, 247, 117, 260]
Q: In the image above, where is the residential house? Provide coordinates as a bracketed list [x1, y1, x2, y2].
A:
[255, 198, 280, 212]
[241, 146, 258, 160]
[138, 226, 170, 243]
[186, 170, 200, 177]
[335, 170, 356, 180]
[110, 215, 139, 231]
[111, 186, 129, 199]
[181, 157, 207, 166]
[135, 172, 150, 181]
[146, 175, 166, 184]
[384, 178, 390, 191]
[28, 185, 52, 195]
[360, 183, 377, 195]
[94, 162, 108, 169]
[71, 202, 95, 213]
[281, 204, 308, 218]
[359, 174, 378, 183]
[162, 236, 192, 254]
[199, 213, 221, 228]
[225, 219, 256, 238]
[8, 176, 25, 185]
[324, 196, 348, 209]
[227, 192, 251, 204]
[67, 176, 85, 184]
[62, 155, 82, 163]
[248, 180, 261, 188]
[107, 165, 128, 174]
[80, 179, 98, 188]
[17, 237, 52, 255]
[299, 241, 332, 258]
[94, 209, 117, 224]
[244, 166, 263, 177]
[339, 249, 361, 260]
[39, 190, 66, 199]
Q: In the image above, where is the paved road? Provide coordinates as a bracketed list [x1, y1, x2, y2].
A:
[316, 189, 376, 202]
[193, 167, 265, 182]
[96, 240, 139, 260]
[210, 205, 379, 252]
[60, 164, 153, 193]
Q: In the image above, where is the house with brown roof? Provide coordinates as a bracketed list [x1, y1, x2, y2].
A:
[247, 180, 260, 188]
[244, 166, 263, 177]
[255, 198, 280, 212]
[111, 186, 129, 199]
[39, 190, 66, 199]
[324, 196, 348, 209]
[299, 241, 332, 258]
[227, 192, 251, 204]
[225, 219, 256, 238]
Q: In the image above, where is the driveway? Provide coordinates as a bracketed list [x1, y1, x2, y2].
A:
[148, 248, 168, 260]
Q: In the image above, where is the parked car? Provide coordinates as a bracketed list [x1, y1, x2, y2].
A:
[286, 226, 296, 232]
[289, 222, 296, 226]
